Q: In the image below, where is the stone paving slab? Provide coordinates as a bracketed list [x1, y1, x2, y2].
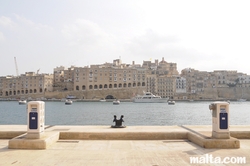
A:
[8, 131, 60, 149]
[1, 125, 250, 132]
[1, 125, 250, 165]
[1, 139, 250, 166]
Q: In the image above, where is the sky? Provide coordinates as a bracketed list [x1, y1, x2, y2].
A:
[0, 0, 250, 76]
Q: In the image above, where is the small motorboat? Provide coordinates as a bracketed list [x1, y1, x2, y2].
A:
[65, 99, 73, 105]
[168, 100, 175, 105]
[18, 100, 27, 105]
[113, 99, 120, 105]
[99, 99, 106, 102]
[237, 98, 247, 102]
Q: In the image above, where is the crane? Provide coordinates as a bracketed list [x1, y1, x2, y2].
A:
[14, 57, 19, 76]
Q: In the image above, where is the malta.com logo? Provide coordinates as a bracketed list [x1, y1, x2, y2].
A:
[190, 154, 246, 164]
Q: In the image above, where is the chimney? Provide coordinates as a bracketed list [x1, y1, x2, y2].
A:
[155, 59, 158, 66]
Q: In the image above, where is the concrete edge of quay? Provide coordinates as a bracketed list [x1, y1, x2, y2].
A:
[1, 125, 250, 150]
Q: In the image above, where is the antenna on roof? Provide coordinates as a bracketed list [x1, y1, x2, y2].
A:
[14, 57, 19, 76]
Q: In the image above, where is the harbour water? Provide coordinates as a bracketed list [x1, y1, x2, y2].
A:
[0, 101, 249, 126]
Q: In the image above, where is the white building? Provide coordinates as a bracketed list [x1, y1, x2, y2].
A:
[176, 76, 186, 93]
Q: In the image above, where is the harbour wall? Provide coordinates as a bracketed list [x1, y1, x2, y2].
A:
[1, 87, 250, 100]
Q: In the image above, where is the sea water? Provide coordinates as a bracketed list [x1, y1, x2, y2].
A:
[0, 101, 249, 126]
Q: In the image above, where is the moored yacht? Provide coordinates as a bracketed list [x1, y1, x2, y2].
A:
[18, 99, 27, 105]
[237, 98, 247, 102]
[65, 99, 73, 105]
[133, 92, 168, 103]
[168, 100, 175, 105]
[113, 99, 120, 105]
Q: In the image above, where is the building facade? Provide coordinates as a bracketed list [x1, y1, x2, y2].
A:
[50, 57, 179, 99]
[2, 57, 250, 100]
[73, 60, 148, 99]
[0, 72, 53, 98]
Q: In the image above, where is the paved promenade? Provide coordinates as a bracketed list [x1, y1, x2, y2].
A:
[0, 125, 250, 166]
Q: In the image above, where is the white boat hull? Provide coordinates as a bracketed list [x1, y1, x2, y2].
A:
[133, 92, 168, 103]
[133, 98, 168, 103]
[18, 100, 27, 105]
[65, 100, 73, 105]
[168, 101, 175, 105]
[19, 102, 26, 105]
[113, 100, 120, 105]
[100, 100, 106, 102]
[237, 99, 247, 102]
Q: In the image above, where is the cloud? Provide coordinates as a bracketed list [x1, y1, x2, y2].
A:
[13, 14, 53, 31]
[130, 29, 179, 49]
[0, 16, 16, 28]
[0, 14, 58, 75]
[61, 19, 113, 48]
[125, 30, 187, 60]
[121, 29, 219, 72]
[0, 31, 4, 41]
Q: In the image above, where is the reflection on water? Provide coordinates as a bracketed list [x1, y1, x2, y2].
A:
[0, 101, 249, 126]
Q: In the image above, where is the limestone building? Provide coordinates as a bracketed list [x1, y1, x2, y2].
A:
[176, 76, 186, 93]
[53, 66, 75, 91]
[237, 73, 250, 87]
[51, 57, 179, 99]
[73, 59, 147, 99]
[0, 72, 53, 98]
[212, 70, 238, 87]
[157, 75, 176, 99]
[145, 57, 179, 99]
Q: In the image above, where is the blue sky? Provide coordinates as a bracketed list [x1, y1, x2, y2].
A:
[1, 0, 250, 76]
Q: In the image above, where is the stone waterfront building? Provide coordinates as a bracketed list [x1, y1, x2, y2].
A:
[145, 57, 179, 99]
[0, 72, 53, 99]
[180, 68, 250, 100]
[72, 59, 147, 99]
[51, 58, 179, 100]
[2, 57, 249, 100]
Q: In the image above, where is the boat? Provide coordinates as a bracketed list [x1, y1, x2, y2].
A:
[65, 99, 73, 105]
[66, 95, 76, 99]
[237, 98, 247, 102]
[18, 100, 27, 105]
[100, 99, 106, 102]
[113, 99, 120, 105]
[133, 92, 168, 103]
[168, 100, 175, 105]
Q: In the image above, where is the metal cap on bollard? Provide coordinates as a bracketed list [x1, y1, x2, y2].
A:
[111, 115, 126, 128]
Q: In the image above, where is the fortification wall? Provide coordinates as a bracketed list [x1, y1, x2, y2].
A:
[2, 87, 250, 100]
[44, 87, 146, 100]
[198, 87, 250, 100]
